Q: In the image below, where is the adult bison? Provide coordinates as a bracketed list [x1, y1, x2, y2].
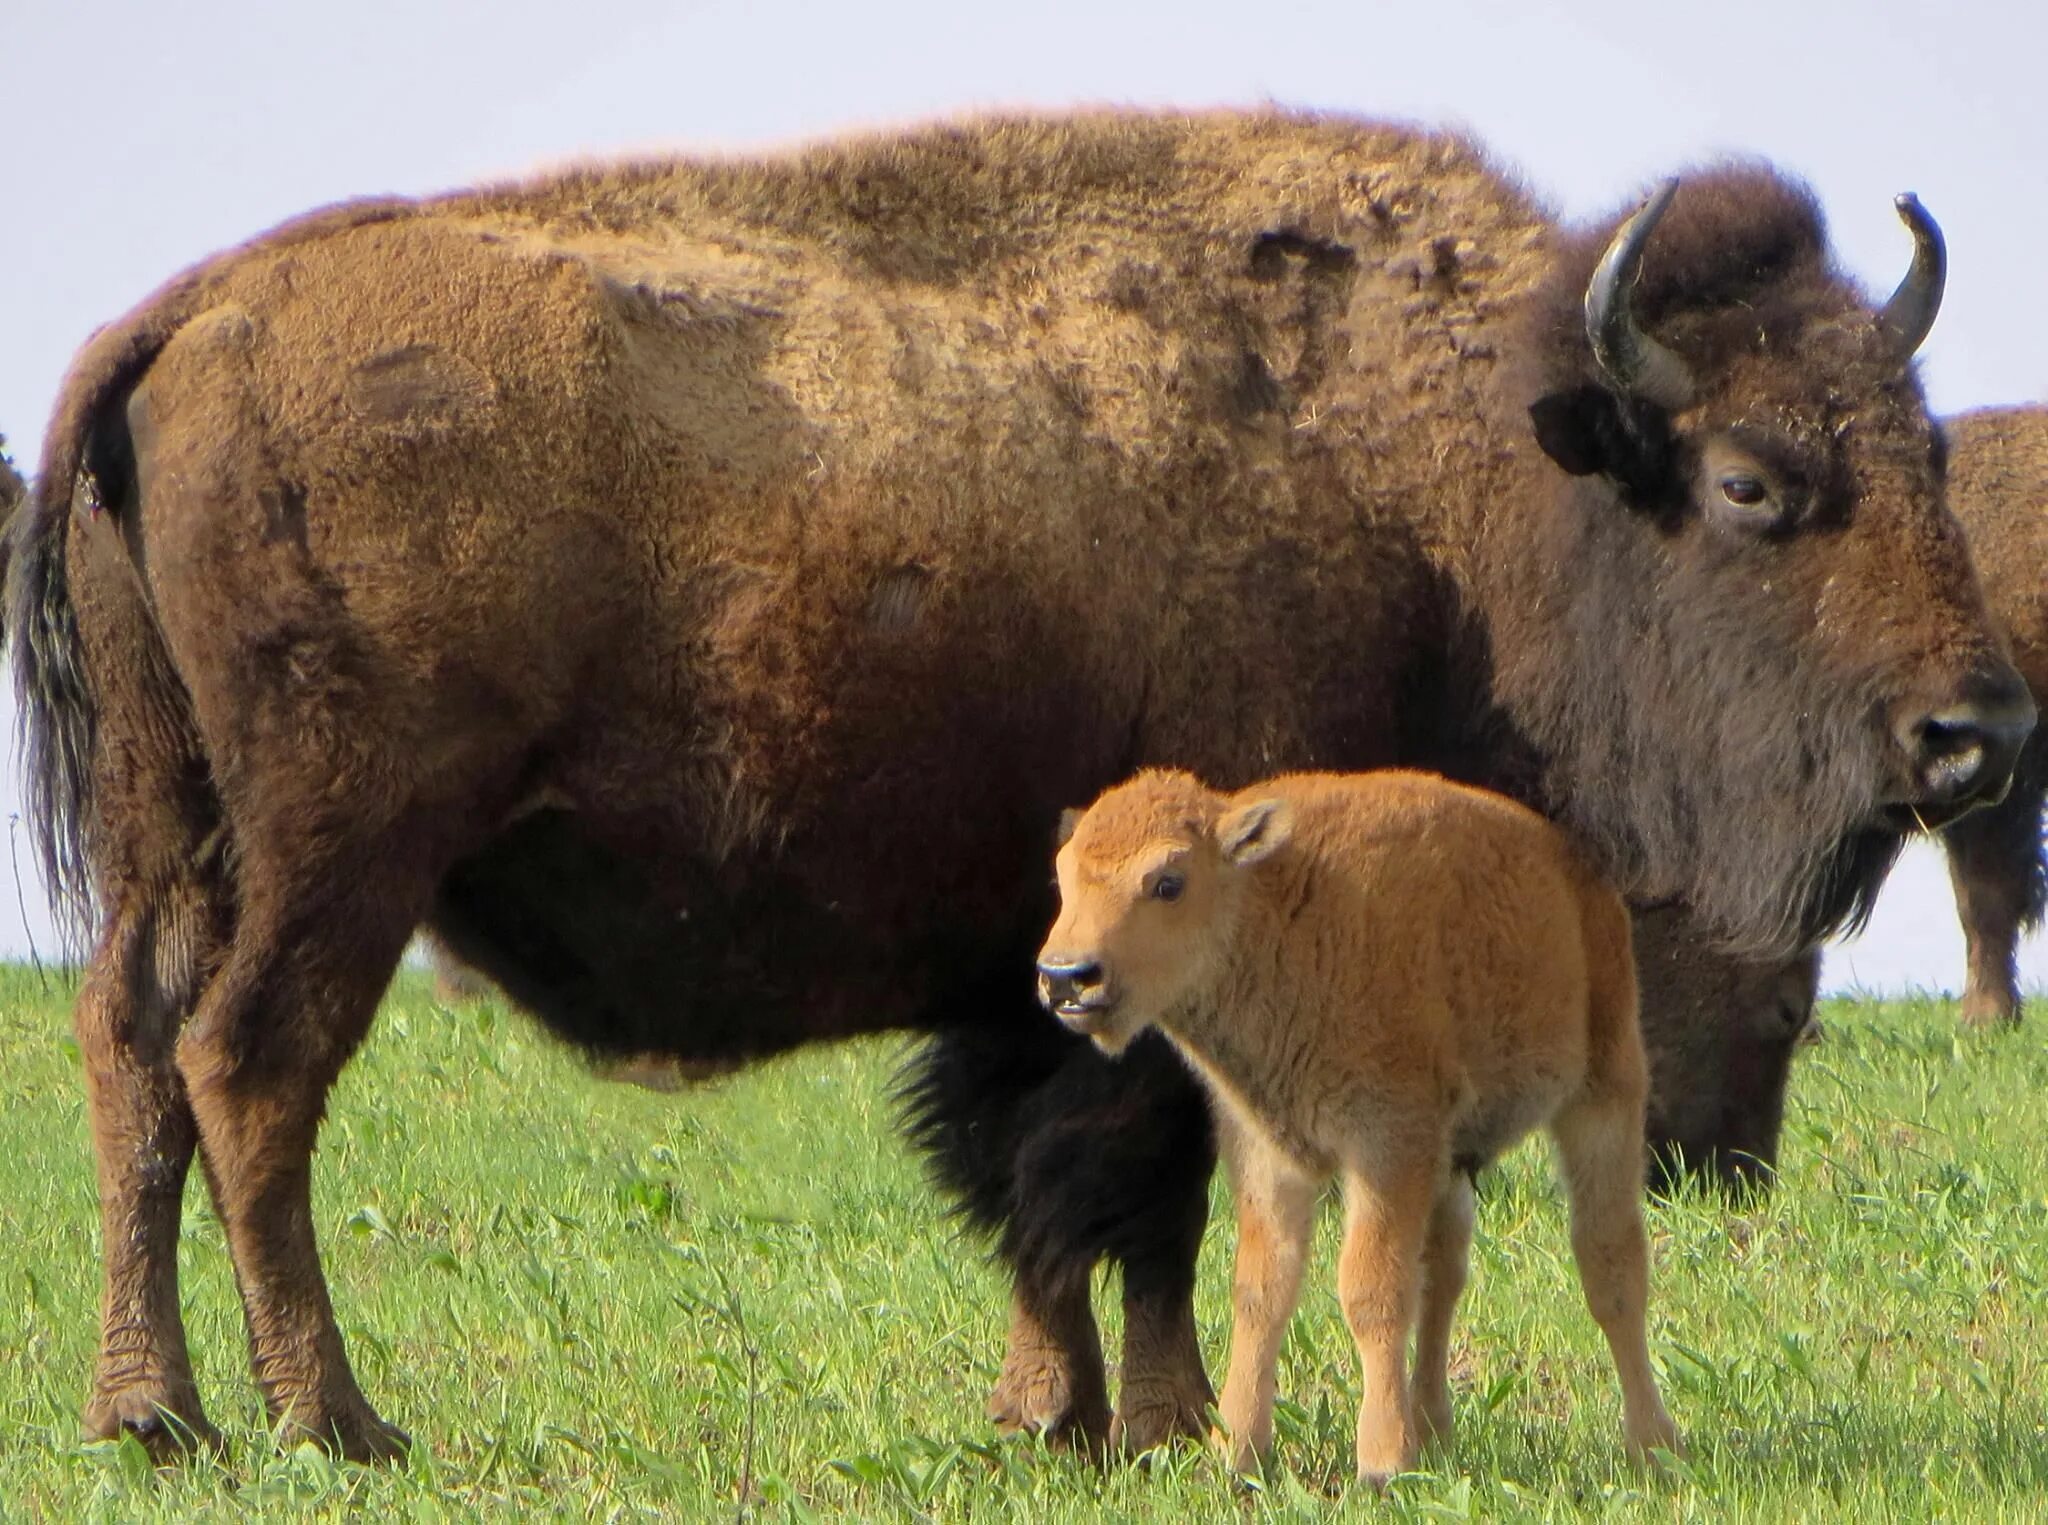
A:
[8, 110, 2029, 1461]
[1939, 405, 2048, 1026]
[1635, 405, 2048, 1186]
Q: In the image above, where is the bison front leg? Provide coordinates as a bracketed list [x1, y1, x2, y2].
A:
[905, 1021, 1216, 1455]
[1411, 1171, 1476, 1454]
[986, 1275, 1110, 1445]
[1110, 1197, 1215, 1455]
[1213, 1131, 1317, 1474]
[1335, 1155, 1435, 1487]
[1943, 759, 2047, 1027]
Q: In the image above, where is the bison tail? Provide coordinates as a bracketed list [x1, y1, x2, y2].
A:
[4, 297, 199, 952]
[8, 464, 102, 953]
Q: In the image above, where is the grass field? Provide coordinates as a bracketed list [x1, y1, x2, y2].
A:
[1, 966, 2045, 1522]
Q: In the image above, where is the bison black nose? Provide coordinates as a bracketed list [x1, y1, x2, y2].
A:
[1036, 957, 1106, 1009]
[1896, 675, 2036, 813]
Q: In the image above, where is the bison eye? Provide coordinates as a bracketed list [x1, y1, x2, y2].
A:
[1719, 474, 1770, 509]
[1150, 872, 1185, 903]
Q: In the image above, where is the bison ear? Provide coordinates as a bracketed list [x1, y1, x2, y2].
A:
[1054, 808, 1082, 849]
[1528, 386, 1623, 477]
[1218, 798, 1292, 867]
[1529, 386, 1672, 500]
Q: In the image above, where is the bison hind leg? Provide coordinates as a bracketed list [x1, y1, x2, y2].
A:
[75, 877, 230, 1462]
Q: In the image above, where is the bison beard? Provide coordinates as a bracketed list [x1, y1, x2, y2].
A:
[9, 112, 2026, 1461]
[1527, 534, 1907, 959]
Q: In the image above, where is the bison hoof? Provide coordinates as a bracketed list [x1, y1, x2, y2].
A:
[85, 1384, 223, 1464]
[1958, 989, 2022, 1029]
[279, 1399, 413, 1465]
[1110, 1379, 1211, 1456]
[987, 1350, 1109, 1450]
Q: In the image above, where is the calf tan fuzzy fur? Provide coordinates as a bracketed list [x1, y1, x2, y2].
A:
[1039, 768, 1679, 1482]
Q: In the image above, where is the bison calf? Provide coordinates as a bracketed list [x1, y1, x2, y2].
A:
[1037, 769, 1679, 1483]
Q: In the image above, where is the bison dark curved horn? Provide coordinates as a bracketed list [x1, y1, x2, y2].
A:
[1583, 179, 1695, 410]
[1877, 192, 1945, 358]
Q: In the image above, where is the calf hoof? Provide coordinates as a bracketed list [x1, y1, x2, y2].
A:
[1111, 1377, 1211, 1455]
[1958, 989, 2021, 1029]
[1207, 1424, 1268, 1478]
[987, 1348, 1109, 1450]
[1414, 1387, 1454, 1454]
[85, 1384, 224, 1464]
[1625, 1416, 1683, 1470]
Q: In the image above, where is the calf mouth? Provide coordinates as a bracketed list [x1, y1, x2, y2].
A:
[1050, 997, 1119, 1036]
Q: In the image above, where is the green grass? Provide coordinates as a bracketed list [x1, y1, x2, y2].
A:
[1, 966, 2045, 1521]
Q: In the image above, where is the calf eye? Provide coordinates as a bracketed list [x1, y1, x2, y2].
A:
[1720, 474, 1770, 509]
[1151, 872, 1185, 903]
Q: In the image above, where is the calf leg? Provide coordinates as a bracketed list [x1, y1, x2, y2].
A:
[1213, 1124, 1317, 1473]
[1943, 761, 2047, 1028]
[1410, 1171, 1475, 1454]
[1550, 1094, 1679, 1462]
[1335, 1151, 1437, 1486]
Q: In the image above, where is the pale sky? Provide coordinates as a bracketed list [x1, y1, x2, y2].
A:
[2, 0, 2044, 991]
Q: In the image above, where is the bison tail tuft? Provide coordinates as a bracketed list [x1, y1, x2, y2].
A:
[6, 471, 99, 954]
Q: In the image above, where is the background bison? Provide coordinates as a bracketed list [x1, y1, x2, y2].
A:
[1937, 405, 2048, 1027]
[8, 110, 2026, 1460]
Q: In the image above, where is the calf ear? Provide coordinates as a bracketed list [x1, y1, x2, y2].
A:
[1218, 798, 1292, 866]
[1054, 808, 1082, 848]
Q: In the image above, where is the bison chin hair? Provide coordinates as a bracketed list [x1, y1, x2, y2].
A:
[1532, 611, 1904, 962]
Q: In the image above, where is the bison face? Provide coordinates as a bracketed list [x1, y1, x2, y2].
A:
[1036, 774, 1287, 1054]
[1510, 175, 2033, 958]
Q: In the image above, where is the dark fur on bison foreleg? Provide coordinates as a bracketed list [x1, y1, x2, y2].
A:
[1111, 1179, 1215, 1456]
[900, 1017, 1217, 1453]
[1943, 743, 2048, 1028]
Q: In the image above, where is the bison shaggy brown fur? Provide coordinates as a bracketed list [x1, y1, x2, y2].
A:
[6, 109, 2027, 1459]
[1038, 768, 1679, 1481]
[1939, 404, 2048, 1026]
[1636, 404, 2048, 1186]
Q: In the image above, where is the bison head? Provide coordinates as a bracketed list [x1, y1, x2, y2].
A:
[1496, 169, 2032, 958]
[1035, 770, 1288, 1055]
[1629, 906, 1821, 1193]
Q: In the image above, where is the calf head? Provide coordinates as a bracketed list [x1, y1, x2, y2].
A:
[1036, 770, 1290, 1054]
[1502, 172, 2032, 958]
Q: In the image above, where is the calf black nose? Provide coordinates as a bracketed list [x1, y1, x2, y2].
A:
[1896, 675, 2036, 811]
[1036, 958, 1105, 1006]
